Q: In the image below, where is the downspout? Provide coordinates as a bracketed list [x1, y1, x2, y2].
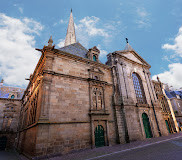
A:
[162, 89, 180, 132]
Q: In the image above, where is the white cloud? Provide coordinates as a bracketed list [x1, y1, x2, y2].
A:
[56, 16, 122, 48]
[57, 39, 65, 48]
[135, 7, 151, 29]
[97, 44, 108, 58]
[152, 63, 182, 89]
[53, 19, 68, 26]
[78, 16, 109, 37]
[75, 16, 112, 47]
[162, 26, 182, 57]
[60, 19, 68, 24]
[0, 13, 43, 87]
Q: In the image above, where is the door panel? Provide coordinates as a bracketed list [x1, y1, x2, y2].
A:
[95, 125, 105, 147]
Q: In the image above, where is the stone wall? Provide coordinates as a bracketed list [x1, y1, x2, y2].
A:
[0, 98, 21, 150]
[107, 50, 168, 142]
[18, 48, 116, 158]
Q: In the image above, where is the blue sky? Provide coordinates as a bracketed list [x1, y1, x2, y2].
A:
[0, 0, 182, 89]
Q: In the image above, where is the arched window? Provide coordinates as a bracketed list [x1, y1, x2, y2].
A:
[132, 72, 146, 104]
[93, 55, 97, 62]
[11, 95, 15, 99]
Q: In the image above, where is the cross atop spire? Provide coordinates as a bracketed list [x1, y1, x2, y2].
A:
[64, 9, 76, 47]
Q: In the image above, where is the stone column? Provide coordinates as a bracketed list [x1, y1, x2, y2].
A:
[39, 52, 54, 122]
[114, 106, 127, 144]
[39, 77, 52, 121]
[116, 62, 128, 102]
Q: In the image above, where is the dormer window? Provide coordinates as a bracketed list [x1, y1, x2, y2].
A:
[11, 95, 15, 99]
[87, 46, 100, 62]
[93, 55, 97, 62]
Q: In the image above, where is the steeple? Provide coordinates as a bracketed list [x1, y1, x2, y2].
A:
[64, 9, 76, 46]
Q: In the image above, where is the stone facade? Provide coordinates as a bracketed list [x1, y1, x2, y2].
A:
[170, 98, 182, 130]
[17, 45, 116, 158]
[106, 43, 169, 143]
[163, 87, 182, 131]
[152, 79, 177, 133]
[0, 83, 23, 150]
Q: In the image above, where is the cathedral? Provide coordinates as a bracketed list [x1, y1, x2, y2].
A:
[0, 10, 170, 158]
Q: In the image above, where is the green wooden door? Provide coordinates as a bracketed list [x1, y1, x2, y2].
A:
[165, 120, 171, 133]
[142, 113, 153, 138]
[95, 125, 105, 147]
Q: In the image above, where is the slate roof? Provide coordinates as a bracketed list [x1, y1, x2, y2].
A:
[58, 42, 88, 59]
[165, 89, 182, 99]
[0, 84, 24, 99]
[165, 90, 174, 99]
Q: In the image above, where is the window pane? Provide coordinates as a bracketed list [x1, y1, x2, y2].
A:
[132, 73, 146, 104]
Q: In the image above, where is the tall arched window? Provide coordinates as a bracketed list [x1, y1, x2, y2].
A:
[132, 72, 146, 104]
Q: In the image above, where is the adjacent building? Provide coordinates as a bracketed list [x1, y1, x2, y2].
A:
[164, 86, 182, 131]
[0, 79, 24, 150]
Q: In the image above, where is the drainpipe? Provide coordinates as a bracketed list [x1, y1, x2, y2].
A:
[162, 88, 180, 133]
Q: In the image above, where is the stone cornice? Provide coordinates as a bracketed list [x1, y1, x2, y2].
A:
[0, 98, 21, 101]
[43, 70, 113, 86]
[18, 120, 115, 132]
[53, 49, 112, 70]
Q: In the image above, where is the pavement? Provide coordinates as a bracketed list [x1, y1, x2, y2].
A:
[0, 149, 20, 160]
[0, 132, 182, 160]
[50, 132, 182, 160]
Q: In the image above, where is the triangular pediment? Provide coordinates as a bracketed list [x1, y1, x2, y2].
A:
[122, 51, 150, 67]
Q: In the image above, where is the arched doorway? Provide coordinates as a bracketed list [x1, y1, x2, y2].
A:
[95, 125, 105, 147]
[0, 136, 7, 150]
[142, 113, 153, 138]
[165, 120, 171, 133]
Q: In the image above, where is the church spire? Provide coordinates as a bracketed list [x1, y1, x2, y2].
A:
[64, 9, 76, 46]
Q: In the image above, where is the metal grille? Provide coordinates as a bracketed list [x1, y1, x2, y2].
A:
[132, 73, 146, 104]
